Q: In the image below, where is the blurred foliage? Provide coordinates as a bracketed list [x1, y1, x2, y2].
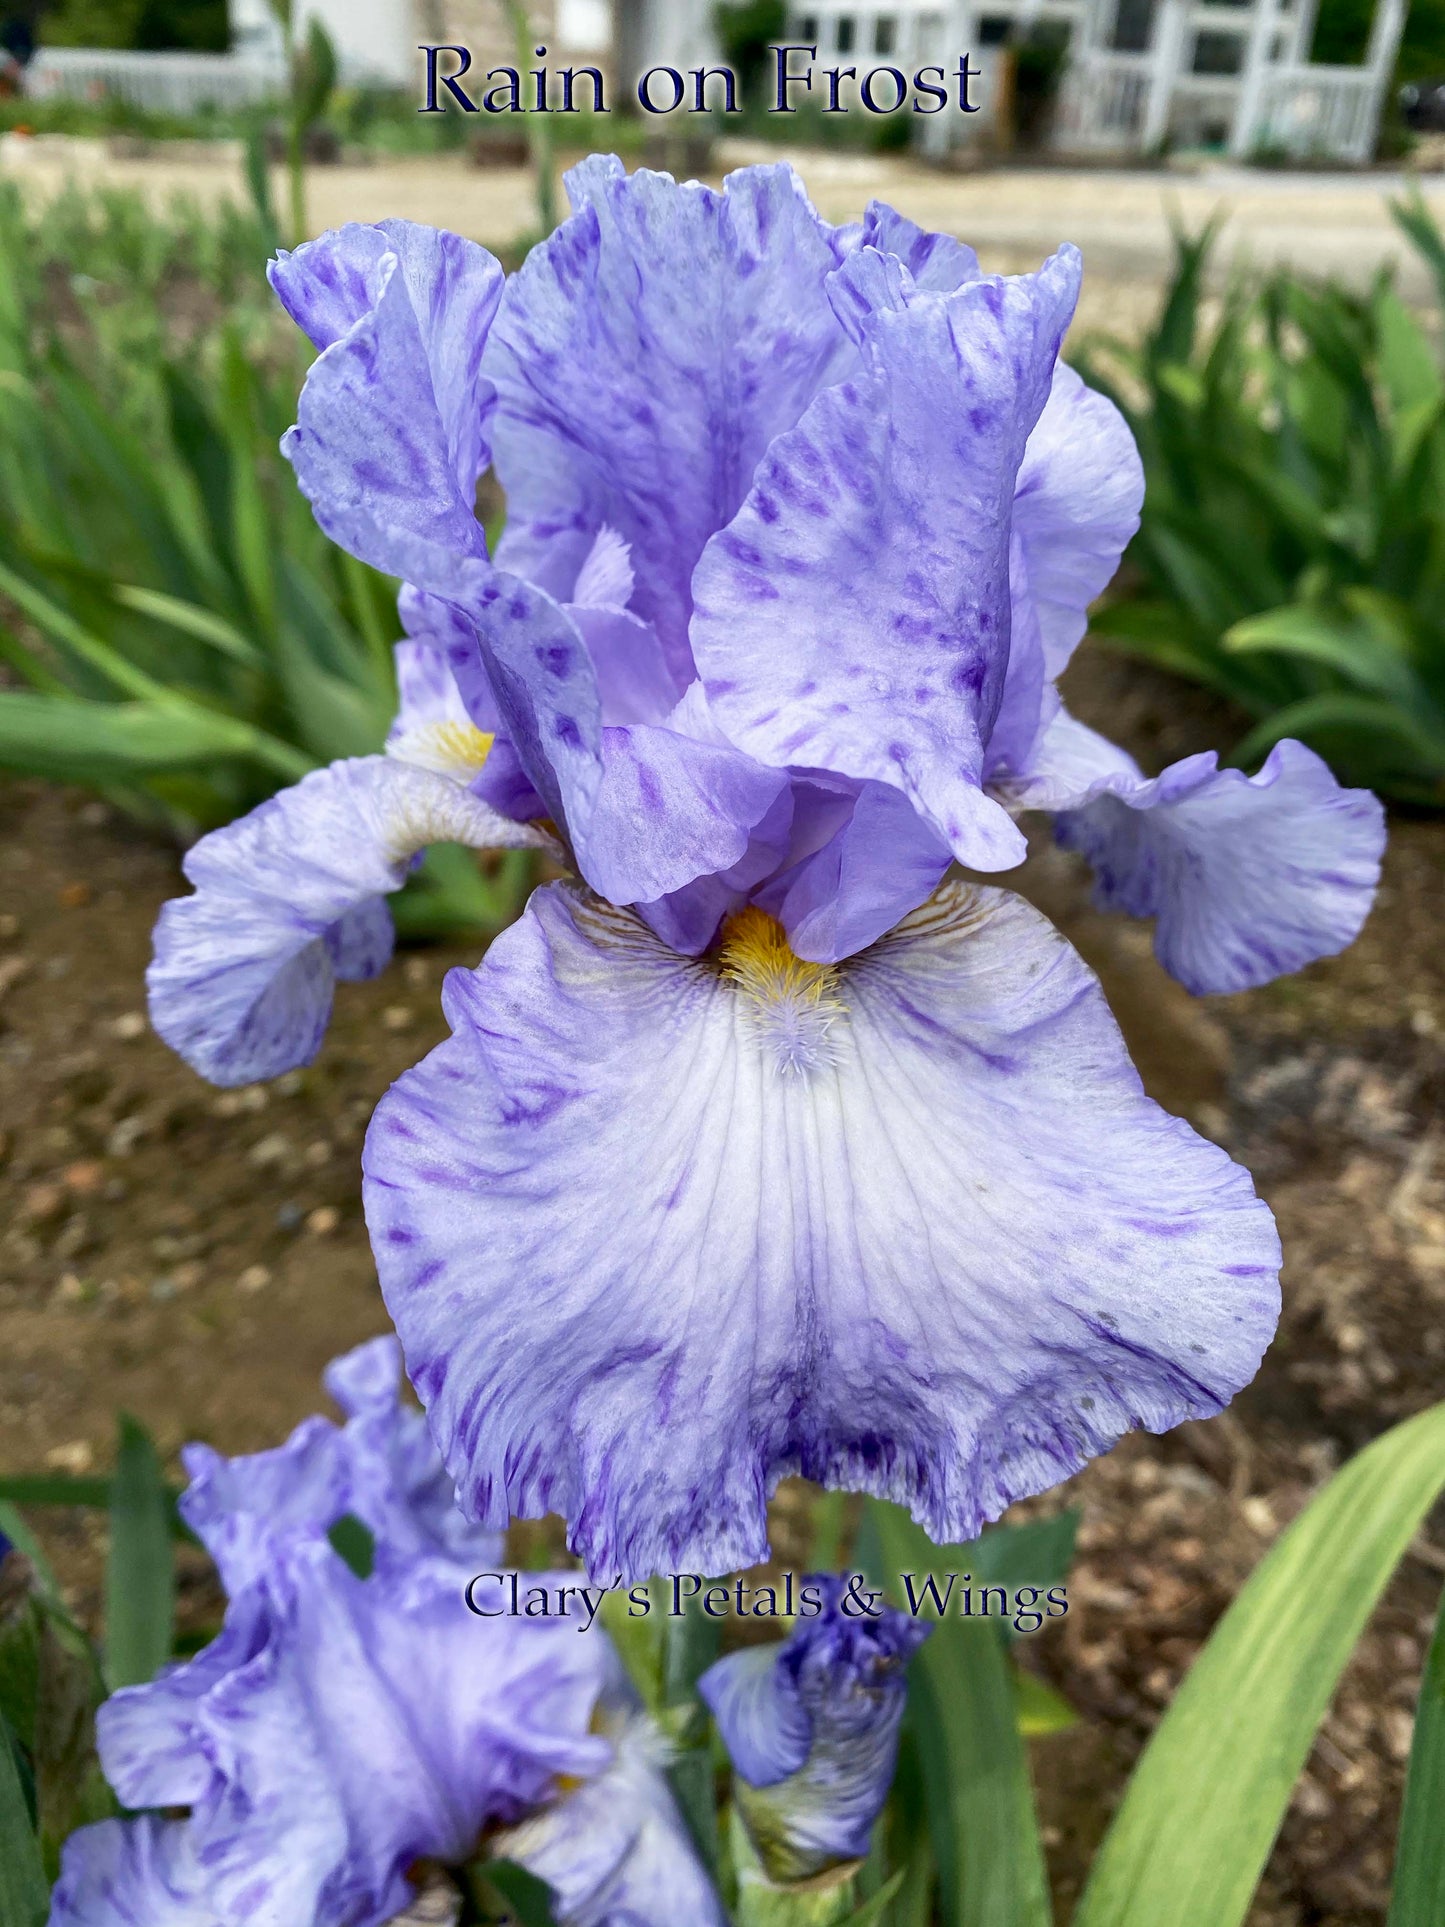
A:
[36, 0, 229, 53]
[1079, 196, 1445, 807]
[714, 0, 787, 96]
[0, 180, 531, 937]
[1313, 0, 1445, 80]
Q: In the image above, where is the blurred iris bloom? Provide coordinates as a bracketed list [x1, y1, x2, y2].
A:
[48, 1341, 721, 1927]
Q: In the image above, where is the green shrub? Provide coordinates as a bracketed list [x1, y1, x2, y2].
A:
[0, 182, 530, 937]
[1079, 200, 1445, 807]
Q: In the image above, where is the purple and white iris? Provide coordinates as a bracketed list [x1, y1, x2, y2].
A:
[146, 157, 1384, 1584]
[700, 1577, 929, 1884]
[49, 1341, 719, 1927]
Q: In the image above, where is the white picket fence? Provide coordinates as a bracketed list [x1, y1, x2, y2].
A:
[26, 48, 285, 116]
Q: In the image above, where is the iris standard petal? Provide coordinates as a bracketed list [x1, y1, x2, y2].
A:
[1012, 713, 1386, 993]
[276, 220, 502, 583]
[756, 780, 953, 964]
[1012, 361, 1143, 683]
[486, 156, 855, 680]
[49, 1817, 220, 1927]
[693, 248, 1082, 872]
[701, 1576, 928, 1881]
[147, 756, 554, 1087]
[364, 878, 1280, 1583]
[695, 1645, 812, 1787]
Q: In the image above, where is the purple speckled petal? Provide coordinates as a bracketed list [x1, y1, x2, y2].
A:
[1010, 713, 1386, 992]
[147, 757, 554, 1087]
[93, 1540, 612, 1927]
[274, 221, 502, 581]
[49, 1817, 219, 1927]
[697, 1646, 812, 1787]
[324, 895, 394, 982]
[497, 1716, 727, 1927]
[701, 1576, 928, 1881]
[693, 248, 1082, 872]
[364, 878, 1279, 1584]
[486, 157, 855, 681]
[580, 696, 790, 906]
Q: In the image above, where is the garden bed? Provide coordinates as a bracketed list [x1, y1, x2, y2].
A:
[1, 645, 1441, 1921]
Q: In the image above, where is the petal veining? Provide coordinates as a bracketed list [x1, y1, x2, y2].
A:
[365, 878, 1280, 1582]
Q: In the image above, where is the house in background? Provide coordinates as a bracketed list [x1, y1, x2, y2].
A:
[18, 0, 1414, 162]
[785, 0, 1407, 159]
[28, 0, 612, 113]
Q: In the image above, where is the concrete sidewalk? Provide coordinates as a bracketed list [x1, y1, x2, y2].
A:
[6, 131, 1445, 335]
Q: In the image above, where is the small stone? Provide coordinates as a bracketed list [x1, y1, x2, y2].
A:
[171, 1261, 205, 1291]
[274, 1071, 305, 1097]
[276, 1201, 305, 1232]
[1382, 1707, 1415, 1762]
[20, 1183, 66, 1227]
[150, 1279, 177, 1302]
[109, 1012, 147, 1041]
[236, 1264, 271, 1294]
[0, 955, 30, 1001]
[305, 1205, 340, 1236]
[1335, 1322, 1367, 1355]
[53, 1217, 94, 1261]
[0, 913, 19, 939]
[1241, 1496, 1277, 1535]
[403, 958, 430, 988]
[105, 1117, 145, 1157]
[304, 1139, 333, 1168]
[382, 1005, 415, 1031]
[53, 1272, 87, 1304]
[45, 1439, 94, 1474]
[62, 1160, 105, 1196]
[57, 881, 91, 908]
[248, 1133, 293, 1169]
[78, 801, 110, 827]
[1292, 1773, 1331, 1820]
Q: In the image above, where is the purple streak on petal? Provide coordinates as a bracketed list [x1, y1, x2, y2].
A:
[486, 158, 856, 682]
[147, 757, 550, 1087]
[275, 220, 502, 583]
[1013, 712, 1385, 992]
[363, 877, 1279, 1584]
[693, 247, 1082, 871]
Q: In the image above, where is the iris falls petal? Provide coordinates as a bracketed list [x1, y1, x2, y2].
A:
[148, 757, 554, 1086]
[1011, 714, 1386, 993]
[365, 878, 1280, 1583]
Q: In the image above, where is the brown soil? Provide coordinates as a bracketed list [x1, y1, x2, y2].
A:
[2, 646, 1443, 1924]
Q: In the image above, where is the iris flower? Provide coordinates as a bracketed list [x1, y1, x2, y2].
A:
[49, 1342, 719, 1927]
[147, 159, 1384, 1585]
[700, 1577, 929, 1884]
